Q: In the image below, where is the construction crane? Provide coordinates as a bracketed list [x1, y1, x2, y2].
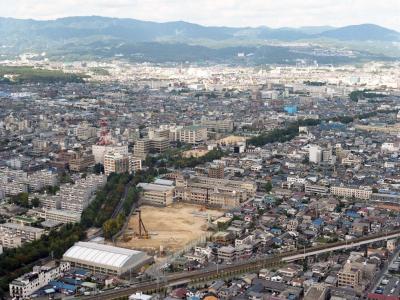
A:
[136, 209, 149, 239]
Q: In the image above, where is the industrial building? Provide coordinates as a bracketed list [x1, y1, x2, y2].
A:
[62, 242, 151, 275]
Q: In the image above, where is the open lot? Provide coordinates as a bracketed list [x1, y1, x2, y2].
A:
[116, 203, 223, 254]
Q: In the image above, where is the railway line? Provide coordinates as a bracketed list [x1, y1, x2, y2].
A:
[81, 229, 400, 300]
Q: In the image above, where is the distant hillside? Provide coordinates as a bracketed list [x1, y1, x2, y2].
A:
[0, 16, 398, 63]
[318, 24, 400, 41]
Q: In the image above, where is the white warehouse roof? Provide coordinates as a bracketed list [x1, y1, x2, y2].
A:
[63, 242, 149, 274]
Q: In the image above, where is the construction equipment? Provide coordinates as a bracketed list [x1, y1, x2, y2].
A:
[136, 209, 149, 239]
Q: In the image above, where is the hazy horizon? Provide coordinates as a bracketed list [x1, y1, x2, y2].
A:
[1, 0, 399, 31]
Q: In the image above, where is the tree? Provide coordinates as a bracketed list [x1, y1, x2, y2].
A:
[265, 181, 273, 193]
[11, 193, 29, 207]
[94, 163, 104, 174]
[31, 197, 40, 208]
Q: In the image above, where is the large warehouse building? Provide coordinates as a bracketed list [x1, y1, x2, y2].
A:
[62, 242, 151, 275]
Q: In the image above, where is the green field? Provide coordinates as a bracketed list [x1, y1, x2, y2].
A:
[0, 66, 88, 84]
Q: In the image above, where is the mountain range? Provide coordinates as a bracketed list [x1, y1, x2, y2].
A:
[0, 16, 399, 63]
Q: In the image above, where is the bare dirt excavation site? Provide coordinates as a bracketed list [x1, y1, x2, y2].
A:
[117, 203, 223, 255]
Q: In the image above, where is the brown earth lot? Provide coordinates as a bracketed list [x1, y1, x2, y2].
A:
[116, 203, 223, 254]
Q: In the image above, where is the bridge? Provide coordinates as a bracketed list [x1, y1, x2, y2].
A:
[81, 229, 400, 300]
[283, 230, 400, 262]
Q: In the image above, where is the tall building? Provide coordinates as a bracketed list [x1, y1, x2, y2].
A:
[309, 145, 322, 164]
[92, 144, 129, 164]
[104, 152, 130, 176]
[178, 126, 207, 145]
[150, 137, 170, 153]
[208, 163, 225, 179]
[69, 152, 95, 172]
[133, 138, 150, 159]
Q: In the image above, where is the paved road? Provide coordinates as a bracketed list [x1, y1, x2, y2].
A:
[366, 245, 400, 297]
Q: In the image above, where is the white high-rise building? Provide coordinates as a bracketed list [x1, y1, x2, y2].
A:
[92, 144, 129, 164]
[309, 145, 322, 164]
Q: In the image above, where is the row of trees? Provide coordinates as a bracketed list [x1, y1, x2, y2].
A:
[248, 119, 320, 147]
[349, 90, 387, 102]
[81, 172, 132, 228]
[248, 110, 397, 147]
[103, 186, 142, 240]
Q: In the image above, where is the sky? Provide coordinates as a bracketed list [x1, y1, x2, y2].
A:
[0, 0, 399, 31]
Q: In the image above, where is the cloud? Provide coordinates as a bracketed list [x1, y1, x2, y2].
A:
[1, 0, 399, 30]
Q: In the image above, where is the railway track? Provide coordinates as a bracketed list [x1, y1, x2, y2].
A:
[81, 228, 400, 300]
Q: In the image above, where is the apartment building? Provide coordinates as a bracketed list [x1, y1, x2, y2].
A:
[30, 193, 61, 210]
[200, 117, 234, 133]
[208, 163, 224, 179]
[0, 181, 28, 196]
[178, 126, 207, 144]
[0, 168, 58, 195]
[137, 183, 175, 206]
[0, 233, 22, 248]
[69, 153, 95, 172]
[27, 169, 58, 192]
[9, 262, 71, 299]
[133, 138, 150, 159]
[73, 122, 97, 140]
[150, 137, 170, 153]
[104, 152, 142, 176]
[338, 262, 362, 289]
[104, 152, 130, 176]
[60, 174, 106, 213]
[92, 144, 129, 164]
[129, 157, 142, 173]
[134, 137, 170, 158]
[0, 223, 44, 246]
[30, 208, 81, 224]
[337, 259, 376, 292]
[148, 127, 170, 140]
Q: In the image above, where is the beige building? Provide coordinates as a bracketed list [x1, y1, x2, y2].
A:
[137, 183, 175, 206]
[104, 152, 130, 176]
[133, 138, 150, 159]
[69, 153, 95, 172]
[330, 186, 372, 200]
[208, 163, 224, 179]
[30, 208, 81, 224]
[178, 126, 207, 144]
[338, 262, 361, 289]
[337, 260, 376, 293]
[174, 175, 255, 208]
[200, 117, 234, 133]
[0, 223, 44, 246]
[92, 144, 129, 164]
